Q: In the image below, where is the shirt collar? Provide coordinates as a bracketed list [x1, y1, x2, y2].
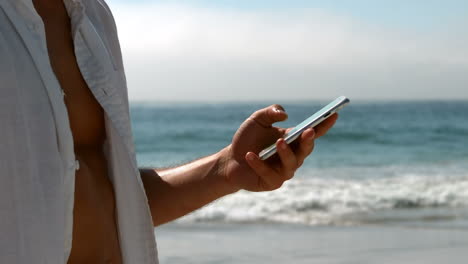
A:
[12, 0, 84, 18]
[14, 0, 82, 5]
[63, 0, 86, 38]
[12, 0, 85, 38]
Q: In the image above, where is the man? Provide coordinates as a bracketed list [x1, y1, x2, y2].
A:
[0, 0, 337, 263]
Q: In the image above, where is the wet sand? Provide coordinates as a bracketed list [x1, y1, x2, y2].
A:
[155, 222, 468, 264]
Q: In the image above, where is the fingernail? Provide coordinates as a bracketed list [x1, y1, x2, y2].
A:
[246, 152, 256, 161]
[310, 129, 316, 139]
[303, 130, 314, 143]
[274, 107, 285, 113]
[278, 139, 287, 150]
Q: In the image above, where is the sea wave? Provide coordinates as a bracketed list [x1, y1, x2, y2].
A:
[179, 173, 468, 226]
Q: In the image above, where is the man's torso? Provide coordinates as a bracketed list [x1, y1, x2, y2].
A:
[33, 0, 122, 262]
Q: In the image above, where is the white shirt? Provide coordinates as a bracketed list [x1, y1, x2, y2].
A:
[0, 0, 158, 263]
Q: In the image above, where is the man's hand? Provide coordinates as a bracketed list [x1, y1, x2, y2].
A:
[222, 104, 338, 192]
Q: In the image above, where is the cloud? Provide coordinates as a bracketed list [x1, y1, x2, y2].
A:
[110, 3, 468, 101]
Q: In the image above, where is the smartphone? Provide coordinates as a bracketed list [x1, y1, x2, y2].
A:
[259, 96, 350, 160]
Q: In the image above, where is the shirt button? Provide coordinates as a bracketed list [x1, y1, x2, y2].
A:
[68, 160, 80, 171]
[75, 160, 80, 171]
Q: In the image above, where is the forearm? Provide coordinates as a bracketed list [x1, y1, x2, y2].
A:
[140, 147, 238, 226]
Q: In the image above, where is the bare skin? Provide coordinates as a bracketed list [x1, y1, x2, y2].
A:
[32, 0, 338, 263]
[32, 0, 122, 263]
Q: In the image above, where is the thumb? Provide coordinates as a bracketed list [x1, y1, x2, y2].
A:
[250, 104, 288, 127]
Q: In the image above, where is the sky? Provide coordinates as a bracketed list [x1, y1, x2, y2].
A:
[108, 0, 468, 102]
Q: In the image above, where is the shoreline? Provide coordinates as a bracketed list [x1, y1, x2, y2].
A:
[155, 222, 468, 264]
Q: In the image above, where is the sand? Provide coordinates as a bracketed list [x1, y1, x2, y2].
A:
[155, 222, 468, 264]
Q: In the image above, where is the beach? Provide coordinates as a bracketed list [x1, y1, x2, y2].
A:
[156, 222, 468, 264]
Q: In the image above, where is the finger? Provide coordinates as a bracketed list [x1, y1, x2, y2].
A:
[295, 128, 316, 166]
[245, 152, 283, 190]
[275, 138, 298, 180]
[284, 127, 293, 134]
[250, 104, 288, 128]
[314, 113, 338, 138]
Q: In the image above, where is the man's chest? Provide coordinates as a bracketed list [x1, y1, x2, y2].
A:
[34, 0, 106, 147]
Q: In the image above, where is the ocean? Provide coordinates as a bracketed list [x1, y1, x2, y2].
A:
[130, 101, 468, 228]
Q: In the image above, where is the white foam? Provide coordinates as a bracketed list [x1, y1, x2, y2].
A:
[179, 169, 468, 225]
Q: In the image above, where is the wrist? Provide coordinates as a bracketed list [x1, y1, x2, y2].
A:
[215, 145, 240, 196]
